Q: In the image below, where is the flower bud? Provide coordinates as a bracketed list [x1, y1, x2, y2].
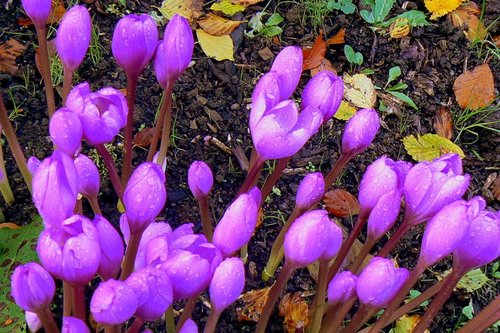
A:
[301, 70, 344, 122]
[11, 263, 55, 312]
[179, 319, 198, 333]
[249, 71, 281, 132]
[327, 271, 358, 305]
[27, 156, 41, 175]
[93, 215, 124, 280]
[62, 316, 90, 333]
[318, 220, 343, 262]
[49, 108, 82, 156]
[74, 154, 100, 199]
[22, 0, 51, 29]
[209, 258, 245, 313]
[55, 5, 91, 71]
[25, 311, 42, 332]
[90, 279, 138, 325]
[341, 108, 380, 157]
[295, 172, 325, 211]
[154, 14, 194, 89]
[270, 46, 303, 100]
[123, 163, 166, 234]
[188, 161, 213, 200]
[112, 14, 158, 79]
[366, 189, 402, 240]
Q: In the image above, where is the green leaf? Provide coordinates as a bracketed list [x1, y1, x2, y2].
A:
[388, 82, 408, 91]
[361, 68, 375, 75]
[395, 10, 429, 27]
[462, 300, 474, 320]
[360, 9, 374, 23]
[260, 26, 283, 37]
[403, 133, 465, 161]
[344, 45, 356, 64]
[341, 2, 356, 14]
[0, 217, 43, 333]
[387, 90, 418, 110]
[456, 269, 490, 293]
[387, 66, 401, 86]
[210, 0, 245, 16]
[266, 13, 284, 26]
[373, 0, 395, 23]
[355, 52, 364, 65]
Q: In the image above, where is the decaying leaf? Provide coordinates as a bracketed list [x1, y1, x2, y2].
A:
[394, 314, 429, 333]
[456, 268, 490, 293]
[231, 0, 262, 6]
[390, 18, 411, 39]
[453, 64, 495, 110]
[278, 292, 310, 333]
[236, 287, 271, 322]
[196, 29, 234, 61]
[302, 32, 326, 71]
[310, 58, 336, 76]
[0, 39, 26, 75]
[323, 189, 360, 218]
[325, 28, 346, 46]
[160, 0, 203, 22]
[492, 175, 500, 201]
[133, 127, 155, 148]
[198, 13, 245, 36]
[343, 73, 377, 108]
[402, 133, 465, 162]
[448, 2, 487, 42]
[210, 0, 246, 16]
[424, 0, 464, 20]
[334, 101, 357, 121]
[433, 106, 453, 139]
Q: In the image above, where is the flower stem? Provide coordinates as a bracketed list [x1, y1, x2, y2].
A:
[456, 294, 500, 333]
[255, 261, 294, 333]
[342, 304, 377, 333]
[236, 158, 264, 197]
[176, 296, 197, 332]
[61, 66, 74, 105]
[120, 233, 142, 280]
[63, 281, 72, 316]
[147, 84, 173, 162]
[310, 261, 330, 333]
[35, 26, 56, 118]
[260, 156, 291, 201]
[72, 285, 86, 321]
[89, 197, 102, 216]
[121, 74, 138, 187]
[203, 309, 221, 333]
[165, 305, 175, 333]
[349, 235, 376, 274]
[198, 197, 212, 242]
[377, 215, 413, 258]
[125, 317, 144, 333]
[324, 154, 351, 189]
[320, 298, 356, 333]
[36, 306, 59, 333]
[95, 144, 123, 200]
[0, 142, 14, 204]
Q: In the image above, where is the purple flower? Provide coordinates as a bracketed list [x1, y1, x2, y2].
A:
[22, 0, 51, 29]
[209, 257, 245, 313]
[270, 46, 303, 100]
[341, 108, 380, 157]
[295, 172, 325, 211]
[11, 263, 55, 312]
[90, 279, 138, 325]
[49, 108, 82, 156]
[366, 189, 403, 240]
[27, 156, 41, 175]
[404, 154, 470, 225]
[32, 150, 79, 230]
[356, 257, 409, 308]
[154, 14, 194, 89]
[318, 220, 343, 262]
[112, 14, 158, 79]
[55, 5, 91, 71]
[25, 311, 41, 332]
[37, 215, 101, 285]
[73, 154, 100, 199]
[188, 161, 213, 200]
[179, 319, 198, 333]
[212, 190, 260, 257]
[62, 317, 90, 333]
[284, 210, 332, 267]
[123, 163, 166, 234]
[301, 70, 344, 122]
[125, 267, 173, 321]
[93, 215, 124, 281]
[249, 72, 281, 132]
[327, 271, 358, 305]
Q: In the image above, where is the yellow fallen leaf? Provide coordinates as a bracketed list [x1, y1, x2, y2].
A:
[198, 13, 245, 36]
[390, 18, 411, 39]
[196, 29, 234, 61]
[210, 0, 246, 16]
[402, 133, 465, 162]
[394, 314, 429, 333]
[159, 0, 202, 22]
[334, 101, 357, 120]
[425, 0, 464, 20]
[343, 73, 377, 109]
[453, 64, 495, 110]
[232, 0, 262, 6]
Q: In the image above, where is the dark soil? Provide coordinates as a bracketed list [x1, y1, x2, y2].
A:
[0, 0, 498, 332]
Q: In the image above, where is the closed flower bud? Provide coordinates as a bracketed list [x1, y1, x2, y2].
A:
[249, 71, 281, 132]
[327, 271, 358, 305]
[341, 108, 380, 157]
[55, 5, 91, 71]
[318, 220, 343, 262]
[62, 317, 90, 333]
[301, 70, 344, 122]
[154, 14, 194, 89]
[209, 258, 245, 313]
[123, 163, 166, 234]
[367, 189, 402, 240]
[112, 14, 158, 79]
[356, 257, 409, 308]
[11, 263, 55, 312]
[74, 154, 100, 199]
[93, 215, 124, 281]
[90, 279, 138, 325]
[188, 161, 213, 200]
[179, 319, 198, 333]
[270, 46, 303, 100]
[295, 172, 325, 211]
[49, 108, 82, 156]
[22, 0, 51, 29]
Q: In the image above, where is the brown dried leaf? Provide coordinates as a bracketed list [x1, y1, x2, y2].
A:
[198, 13, 245, 36]
[278, 292, 310, 333]
[0, 39, 26, 75]
[323, 189, 360, 218]
[453, 64, 495, 110]
[325, 28, 346, 46]
[448, 2, 487, 42]
[310, 58, 336, 77]
[433, 106, 453, 139]
[302, 32, 326, 71]
[231, 0, 262, 6]
[492, 176, 500, 201]
[133, 127, 155, 148]
[236, 287, 271, 322]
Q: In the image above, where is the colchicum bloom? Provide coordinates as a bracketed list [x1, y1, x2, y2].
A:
[11, 263, 55, 312]
[209, 257, 245, 313]
[21, 0, 51, 29]
[269, 46, 303, 100]
[327, 271, 358, 305]
[49, 108, 82, 156]
[179, 319, 198, 333]
[93, 215, 124, 281]
[73, 154, 100, 200]
[62, 316, 90, 333]
[295, 172, 325, 211]
[341, 108, 380, 157]
[187, 161, 213, 200]
[90, 279, 138, 325]
[301, 70, 344, 122]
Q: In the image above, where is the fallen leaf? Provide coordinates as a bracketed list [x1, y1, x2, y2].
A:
[310, 58, 336, 76]
[493, 176, 500, 201]
[402, 133, 465, 162]
[302, 32, 326, 71]
[278, 292, 310, 333]
[160, 0, 202, 22]
[424, 0, 464, 20]
[0, 39, 26, 75]
[133, 127, 155, 148]
[453, 64, 495, 110]
[433, 106, 453, 139]
[390, 18, 411, 38]
[196, 29, 234, 61]
[494, 35, 500, 47]
[236, 287, 271, 322]
[394, 314, 428, 333]
[456, 268, 490, 292]
[0, 223, 20, 229]
[325, 28, 346, 46]
[334, 101, 357, 121]
[343, 73, 377, 108]
[210, 0, 246, 16]
[198, 13, 245, 36]
[231, 0, 262, 6]
[323, 189, 360, 218]
[448, 3, 487, 42]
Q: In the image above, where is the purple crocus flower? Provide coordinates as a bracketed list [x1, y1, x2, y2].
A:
[25, 311, 42, 333]
[62, 317, 90, 333]
[93, 215, 124, 281]
[49, 108, 82, 156]
[249, 71, 281, 133]
[27, 156, 41, 175]
[123, 162, 166, 234]
[90, 279, 138, 325]
[318, 220, 343, 262]
[341, 108, 380, 157]
[188, 161, 213, 200]
[11, 262, 55, 312]
[73, 154, 100, 200]
[55, 5, 91, 71]
[112, 14, 158, 79]
[209, 257, 245, 313]
[269, 46, 303, 100]
[179, 319, 198, 333]
[154, 14, 194, 89]
[212, 189, 260, 257]
[21, 0, 51, 29]
[327, 271, 358, 305]
[356, 257, 409, 308]
[301, 70, 344, 122]
[32, 150, 79, 230]
[295, 172, 325, 211]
